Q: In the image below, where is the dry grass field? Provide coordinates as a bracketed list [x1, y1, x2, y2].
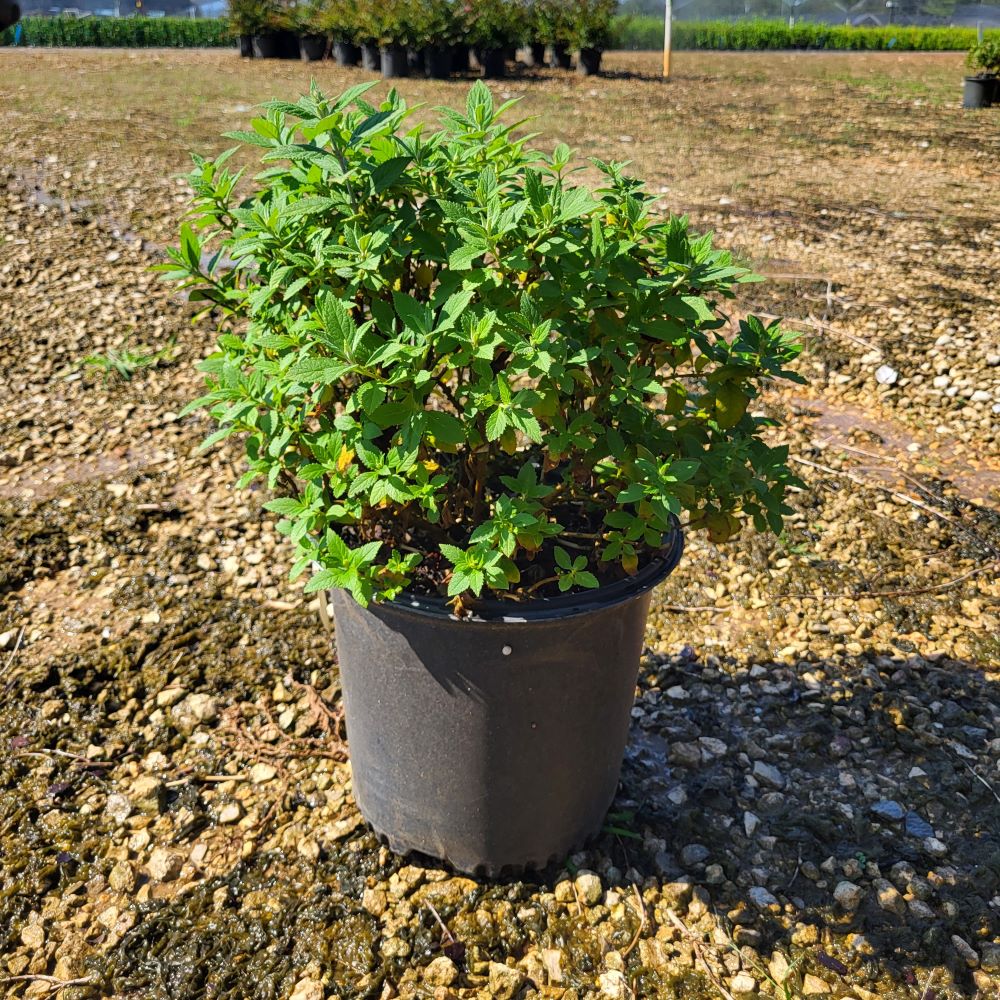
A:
[0, 47, 998, 1000]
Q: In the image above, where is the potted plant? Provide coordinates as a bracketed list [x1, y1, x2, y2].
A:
[293, 0, 328, 61]
[414, 0, 462, 79]
[361, 0, 415, 77]
[322, 0, 362, 66]
[964, 39, 1000, 108]
[229, 0, 273, 56]
[160, 82, 803, 874]
[572, 0, 613, 76]
[249, 0, 299, 58]
[353, 0, 382, 69]
[466, 0, 522, 77]
[532, 0, 572, 68]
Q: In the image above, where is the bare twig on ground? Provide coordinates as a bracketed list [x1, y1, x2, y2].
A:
[778, 562, 997, 602]
[958, 760, 1000, 806]
[790, 454, 1000, 559]
[15, 749, 115, 768]
[0, 974, 94, 994]
[1, 624, 26, 679]
[621, 884, 647, 959]
[666, 910, 736, 1000]
[755, 311, 881, 354]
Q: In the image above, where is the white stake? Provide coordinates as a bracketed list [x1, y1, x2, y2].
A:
[663, 0, 672, 78]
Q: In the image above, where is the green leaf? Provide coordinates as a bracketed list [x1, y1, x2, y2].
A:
[425, 410, 466, 446]
[289, 358, 351, 384]
[264, 498, 302, 516]
[485, 408, 509, 442]
[448, 242, 488, 271]
[439, 544, 465, 566]
[304, 569, 342, 594]
[317, 292, 356, 350]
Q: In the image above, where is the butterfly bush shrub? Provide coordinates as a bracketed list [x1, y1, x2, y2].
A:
[161, 82, 803, 606]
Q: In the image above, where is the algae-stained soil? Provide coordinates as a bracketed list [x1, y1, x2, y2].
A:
[0, 47, 998, 1000]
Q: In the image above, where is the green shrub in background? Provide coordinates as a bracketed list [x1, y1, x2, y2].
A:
[3, 11, 996, 50]
[610, 17, 998, 51]
[0, 15, 235, 46]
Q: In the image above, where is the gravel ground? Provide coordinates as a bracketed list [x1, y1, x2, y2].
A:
[0, 49, 998, 1000]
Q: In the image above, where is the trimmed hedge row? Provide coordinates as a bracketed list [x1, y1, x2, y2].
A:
[611, 17, 998, 51]
[3, 14, 996, 50]
[0, 16, 235, 47]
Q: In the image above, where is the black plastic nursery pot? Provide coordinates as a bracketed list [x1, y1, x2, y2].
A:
[327, 530, 684, 875]
[450, 43, 472, 73]
[423, 45, 452, 79]
[381, 45, 409, 78]
[578, 46, 602, 75]
[406, 46, 425, 73]
[299, 34, 327, 61]
[476, 47, 507, 79]
[550, 42, 572, 69]
[251, 32, 279, 58]
[525, 41, 546, 67]
[963, 75, 994, 108]
[360, 41, 381, 72]
[333, 41, 361, 66]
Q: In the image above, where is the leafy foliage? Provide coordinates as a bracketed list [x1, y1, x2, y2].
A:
[3, 14, 991, 51]
[609, 17, 998, 52]
[967, 38, 1000, 75]
[162, 82, 803, 606]
[0, 15, 235, 47]
[465, 0, 525, 50]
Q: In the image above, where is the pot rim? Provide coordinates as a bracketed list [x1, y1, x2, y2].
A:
[331, 522, 684, 625]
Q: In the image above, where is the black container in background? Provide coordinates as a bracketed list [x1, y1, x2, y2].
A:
[251, 32, 278, 58]
[300, 34, 327, 61]
[277, 29, 301, 58]
[550, 42, 572, 69]
[525, 41, 546, 67]
[328, 531, 683, 875]
[361, 41, 381, 72]
[578, 47, 602, 75]
[424, 45, 452, 79]
[963, 76, 994, 108]
[476, 47, 506, 78]
[239, 33, 253, 58]
[381, 45, 409, 78]
[333, 40, 361, 66]
[450, 43, 471, 73]
[407, 46, 425, 73]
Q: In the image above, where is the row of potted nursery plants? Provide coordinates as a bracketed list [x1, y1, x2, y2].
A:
[229, 0, 616, 76]
[964, 39, 1000, 108]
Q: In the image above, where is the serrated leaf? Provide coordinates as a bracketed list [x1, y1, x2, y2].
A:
[288, 358, 351, 384]
[448, 242, 487, 271]
[485, 408, 509, 442]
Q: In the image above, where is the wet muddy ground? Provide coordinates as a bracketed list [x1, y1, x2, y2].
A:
[0, 48, 998, 1000]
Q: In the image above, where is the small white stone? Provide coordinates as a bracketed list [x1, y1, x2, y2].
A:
[250, 763, 277, 784]
[923, 836, 948, 857]
[875, 365, 899, 385]
[833, 880, 864, 910]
